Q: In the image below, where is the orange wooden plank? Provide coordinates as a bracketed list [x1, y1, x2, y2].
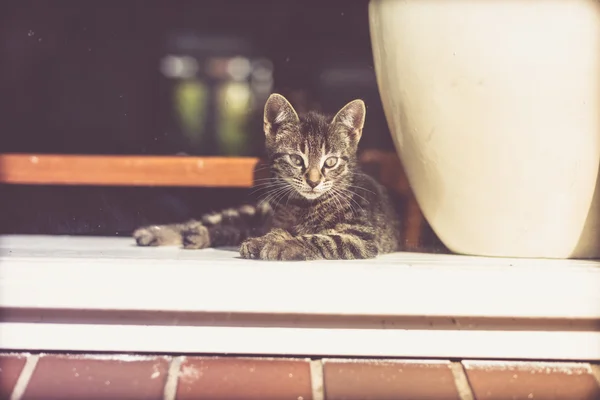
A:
[0, 154, 262, 188]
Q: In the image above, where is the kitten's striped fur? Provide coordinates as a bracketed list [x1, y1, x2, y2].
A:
[134, 94, 401, 260]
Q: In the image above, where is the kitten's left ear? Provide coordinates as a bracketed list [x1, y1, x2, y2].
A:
[264, 93, 300, 138]
[331, 99, 366, 145]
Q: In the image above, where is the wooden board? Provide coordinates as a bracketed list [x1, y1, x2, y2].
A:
[0, 154, 263, 188]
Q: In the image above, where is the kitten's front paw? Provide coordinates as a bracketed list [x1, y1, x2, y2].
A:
[133, 226, 167, 246]
[240, 238, 309, 261]
[182, 222, 210, 249]
[240, 237, 265, 259]
[262, 240, 309, 261]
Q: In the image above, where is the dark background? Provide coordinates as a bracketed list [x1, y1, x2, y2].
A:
[0, 0, 396, 236]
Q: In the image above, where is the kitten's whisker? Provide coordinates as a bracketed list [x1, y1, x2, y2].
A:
[339, 190, 365, 212]
[251, 182, 285, 191]
[331, 188, 364, 217]
[285, 189, 295, 207]
[269, 187, 294, 209]
[260, 186, 290, 203]
[347, 183, 376, 195]
[258, 184, 294, 206]
[251, 181, 283, 188]
[327, 188, 352, 216]
[270, 186, 295, 210]
[252, 180, 285, 187]
[251, 187, 283, 197]
[328, 189, 347, 217]
[342, 186, 370, 203]
[250, 182, 287, 196]
[254, 176, 280, 182]
[252, 165, 273, 173]
[258, 186, 287, 203]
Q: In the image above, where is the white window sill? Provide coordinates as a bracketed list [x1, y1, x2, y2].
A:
[1, 234, 599, 360]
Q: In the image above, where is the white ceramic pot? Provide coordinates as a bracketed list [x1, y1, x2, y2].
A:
[369, 0, 600, 258]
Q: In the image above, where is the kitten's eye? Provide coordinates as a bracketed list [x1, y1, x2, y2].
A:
[289, 154, 304, 167]
[324, 156, 338, 168]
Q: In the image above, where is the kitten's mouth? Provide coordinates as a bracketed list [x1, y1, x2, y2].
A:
[299, 188, 327, 200]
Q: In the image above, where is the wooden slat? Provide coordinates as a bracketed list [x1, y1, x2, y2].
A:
[0, 154, 262, 188]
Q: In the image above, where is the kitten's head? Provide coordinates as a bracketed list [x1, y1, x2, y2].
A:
[263, 93, 365, 200]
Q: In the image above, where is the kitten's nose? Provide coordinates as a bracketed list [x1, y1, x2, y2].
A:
[306, 178, 320, 188]
[306, 168, 321, 188]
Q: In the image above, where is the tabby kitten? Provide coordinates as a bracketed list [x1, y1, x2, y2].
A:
[133, 94, 401, 260]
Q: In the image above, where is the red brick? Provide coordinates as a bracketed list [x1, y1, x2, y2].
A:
[463, 360, 600, 400]
[0, 354, 28, 399]
[323, 359, 461, 400]
[176, 357, 312, 400]
[23, 354, 170, 400]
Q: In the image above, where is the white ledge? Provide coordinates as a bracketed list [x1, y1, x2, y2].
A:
[1, 235, 599, 319]
[1, 234, 599, 360]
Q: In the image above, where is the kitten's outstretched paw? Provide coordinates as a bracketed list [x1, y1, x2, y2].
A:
[240, 237, 264, 259]
[262, 240, 309, 261]
[240, 238, 310, 261]
[133, 226, 167, 246]
[182, 223, 210, 249]
[240, 229, 292, 260]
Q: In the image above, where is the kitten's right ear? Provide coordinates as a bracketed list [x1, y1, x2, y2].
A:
[264, 93, 299, 137]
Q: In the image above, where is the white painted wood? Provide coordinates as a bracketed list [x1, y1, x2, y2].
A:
[1, 235, 599, 319]
[0, 322, 599, 361]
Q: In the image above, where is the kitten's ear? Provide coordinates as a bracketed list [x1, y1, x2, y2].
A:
[263, 93, 300, 137]
[331, 99, 366, 145]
